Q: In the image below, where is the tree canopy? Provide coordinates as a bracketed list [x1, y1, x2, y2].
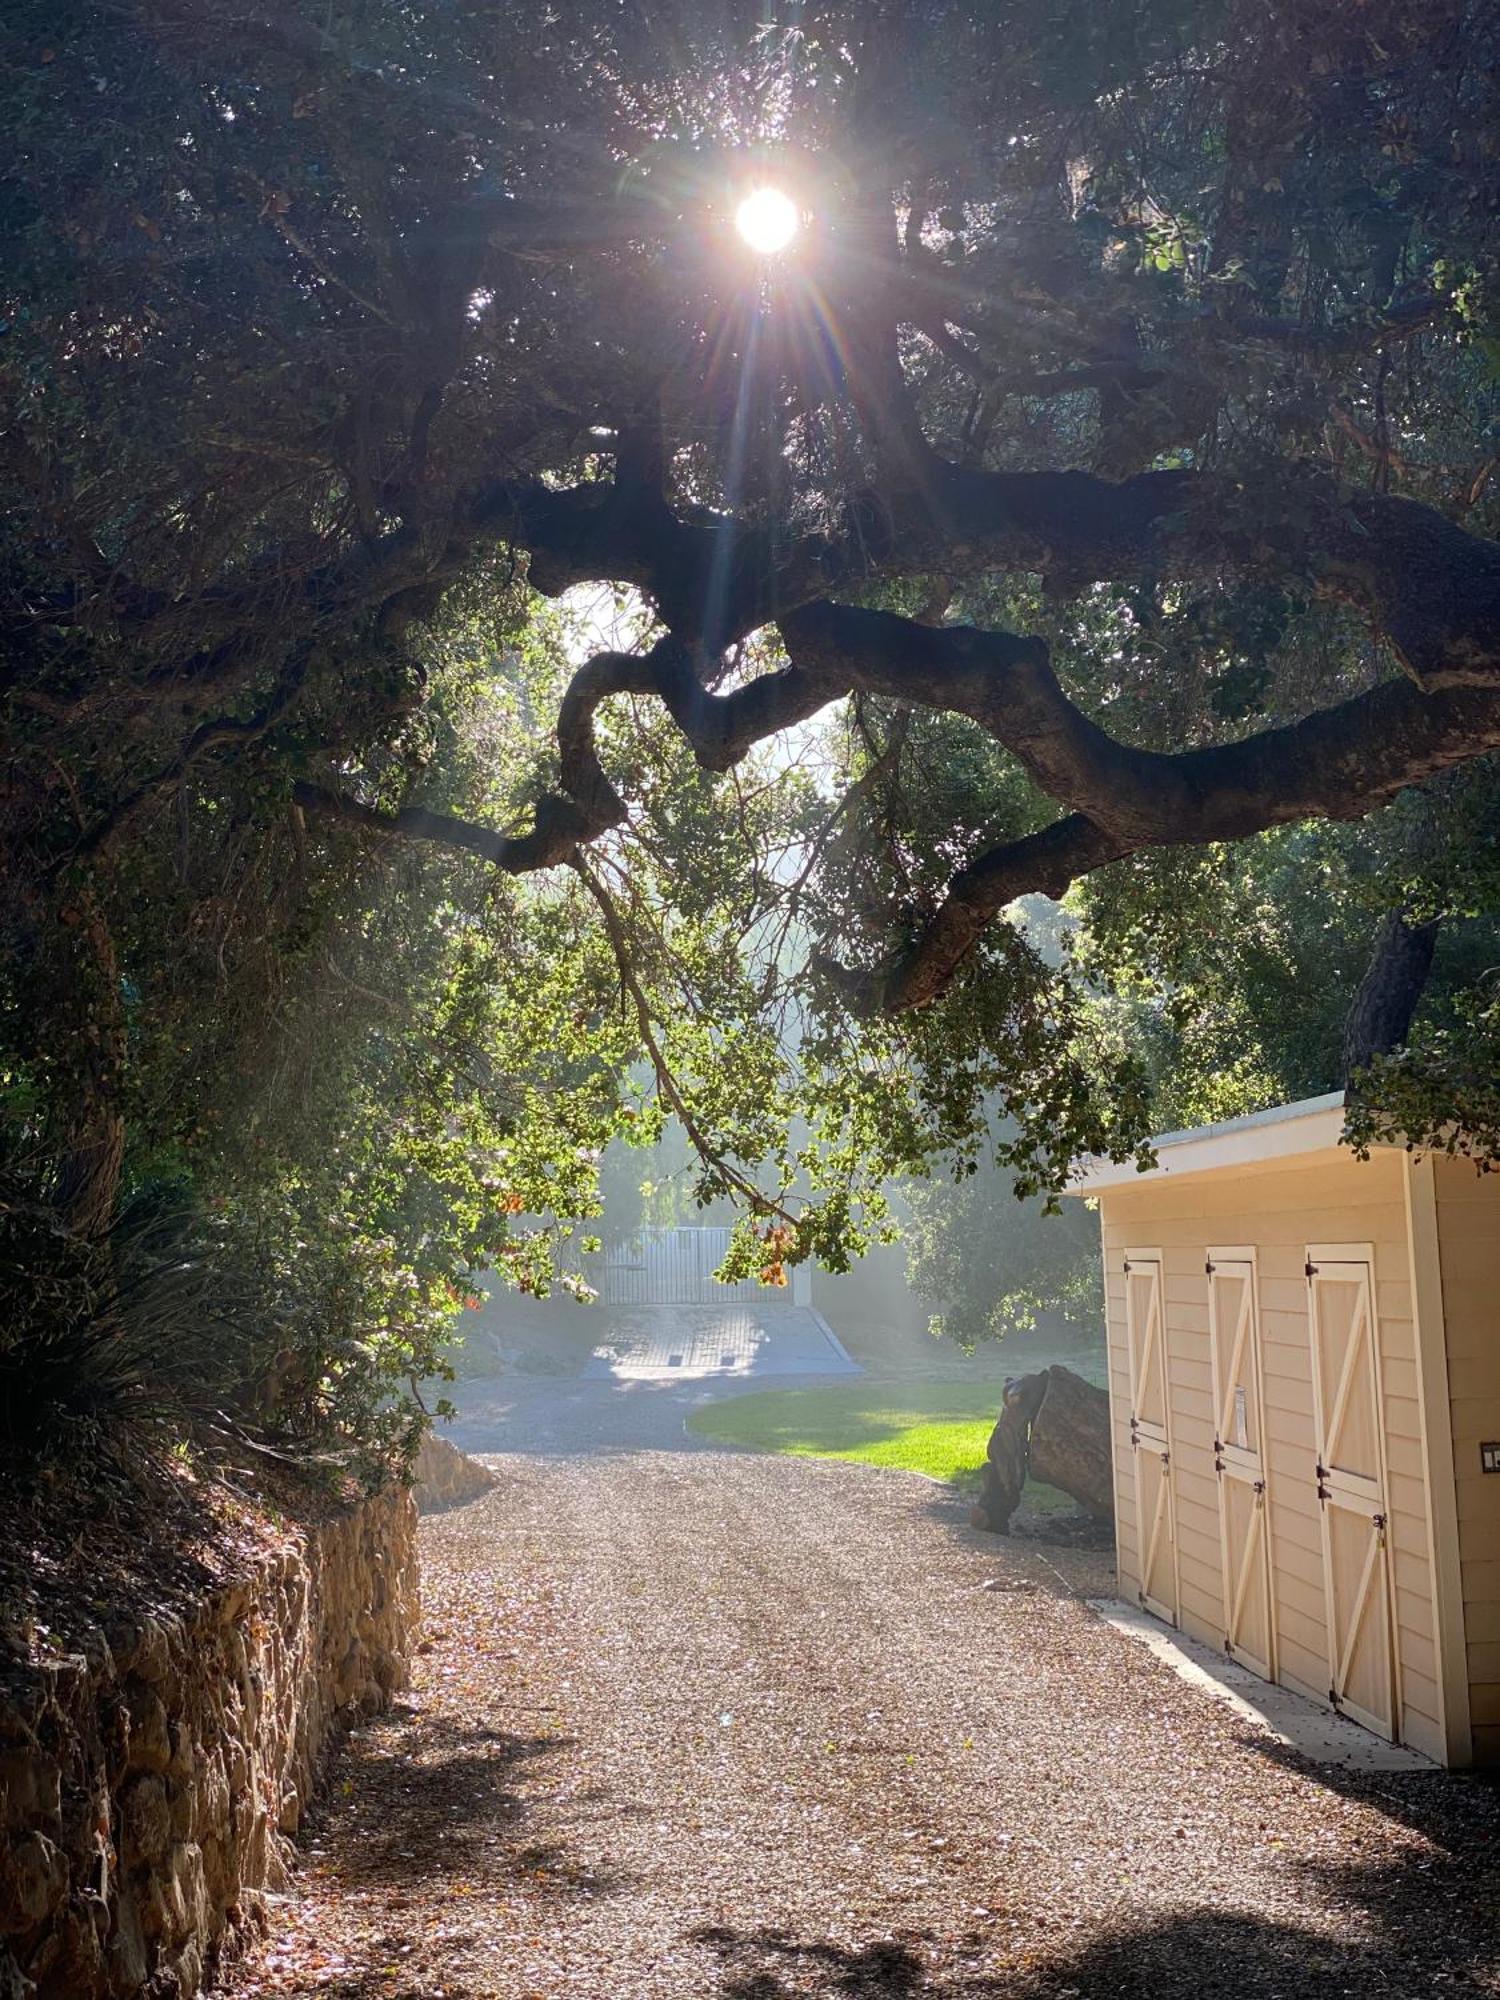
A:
[5, 0, 1500, 1456]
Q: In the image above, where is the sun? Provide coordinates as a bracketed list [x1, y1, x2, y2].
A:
[735, 187, 799, 255]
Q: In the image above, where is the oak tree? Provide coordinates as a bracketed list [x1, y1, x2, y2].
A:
[6, 0, 1500, 1296]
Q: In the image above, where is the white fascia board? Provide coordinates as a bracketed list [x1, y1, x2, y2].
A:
[1064, 1090, 1351, 1196]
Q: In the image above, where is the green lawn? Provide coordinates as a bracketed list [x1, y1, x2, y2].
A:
[686, 1379, 1077, 1509]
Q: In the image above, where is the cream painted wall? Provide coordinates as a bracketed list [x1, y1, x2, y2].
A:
[1433, 1156, 1500, 1766]
[1096, 1148, 1445, 1764]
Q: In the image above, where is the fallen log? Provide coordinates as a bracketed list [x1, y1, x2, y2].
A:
[1027, 1365, 1114, 1519]
[972, 1363, 1113, 1532]
[971, 1370, 1047, 1533]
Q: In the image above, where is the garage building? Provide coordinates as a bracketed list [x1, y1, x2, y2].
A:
[1068, 1092, 1500, 1768]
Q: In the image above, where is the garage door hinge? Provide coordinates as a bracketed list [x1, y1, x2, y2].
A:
[1305, 1259, 1318, 1279]
[1123, 1258, 1131, 1274]
[1315, 1460, 1330, 1505]
[1212, 1438, 1225, 1474]
[1205, 1256, 1215, 1276]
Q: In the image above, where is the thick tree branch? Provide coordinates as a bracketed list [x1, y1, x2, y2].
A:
[245, 428, 1500, 1025]
[295, 568, 1500, 1022]
[294, 632, 849, 868]
[785, 603, 1500, 839]
[780, 604, 1174, 836]
[291, 779, 578, 871]
[865, 464, 1500, 690]
[822, 670, 1500, 1013]
[817, 816, 1129, 1014]
[468, 479, 854, 652]
[480, 454, 1500, 703]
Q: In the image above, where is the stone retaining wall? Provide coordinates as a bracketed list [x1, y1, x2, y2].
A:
[0, 1485, 418, 1998]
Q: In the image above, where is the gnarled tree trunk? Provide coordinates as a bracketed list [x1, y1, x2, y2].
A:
[1342, 908, 1440, 1083]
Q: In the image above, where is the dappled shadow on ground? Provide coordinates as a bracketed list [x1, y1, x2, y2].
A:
[693, 1833, 1500, 1994]
[915, 1479, 1117, 1580]
[258, 1717, 1500, 2000]
[300, 1704, 636, 1904]
[1239, 1734, 1500, 1844]
[709, 1757, 1500, 1993]
[249, 1707, 632, 1998]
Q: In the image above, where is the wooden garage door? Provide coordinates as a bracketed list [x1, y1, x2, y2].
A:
[1307, 1255, 1397, 1740]
[1207, 1254, 1274, 1681]
[1124, 1252, 1177, 1624]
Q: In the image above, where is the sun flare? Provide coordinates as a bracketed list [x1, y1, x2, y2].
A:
[735, 187, 799, 255]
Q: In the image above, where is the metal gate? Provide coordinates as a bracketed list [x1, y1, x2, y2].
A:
[1124, 1250, 1177, 1624]
[600, 1226, 763, 1306]
[1207, 1250, 1275, 1680]
[1307, 1251, 1398, 1740]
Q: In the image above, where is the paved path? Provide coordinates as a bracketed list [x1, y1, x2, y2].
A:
[580, 1303, 857, 1380]
[227, 1395, 1500, 1999]
[441, 1371, 861, 1457]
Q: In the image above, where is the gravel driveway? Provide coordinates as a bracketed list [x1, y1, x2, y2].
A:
[225, 1397, 1500, 1998]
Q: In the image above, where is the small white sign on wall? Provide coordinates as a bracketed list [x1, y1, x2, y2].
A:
[1233, 1384, 1250, 1451]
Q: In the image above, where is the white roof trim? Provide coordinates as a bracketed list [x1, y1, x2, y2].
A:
[1065, 1090, 1351, 1195]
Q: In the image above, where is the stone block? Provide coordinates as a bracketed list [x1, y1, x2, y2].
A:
[22, 1900, 104, 1996]
[106, 1889, 148, 1994]
[124, 1689, 172, 1776]
[0, 1830, 68, 1934]
[0, 1749, 61, 1836]
[170, 1842, 207, 1941]
[130, 1621, 171, 1685]
[120, 1774, 170, 1867]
